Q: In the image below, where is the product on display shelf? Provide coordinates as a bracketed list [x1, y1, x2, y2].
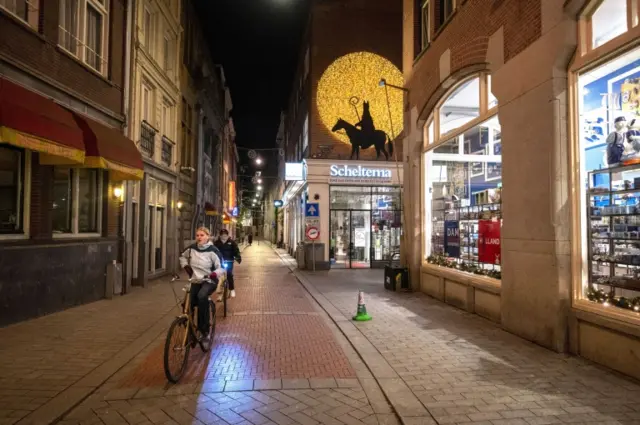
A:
[606, 116, 627, 167]
[621, 78, 640, 116]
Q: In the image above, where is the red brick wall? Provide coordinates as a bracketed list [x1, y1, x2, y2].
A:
[309, 0, 403, 161]
[0, 0, 127, 116]
[407, 0, 542, 115]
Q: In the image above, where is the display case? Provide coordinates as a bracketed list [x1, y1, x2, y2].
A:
[587, 163, 640, 309]
[431, 192, 502, 272]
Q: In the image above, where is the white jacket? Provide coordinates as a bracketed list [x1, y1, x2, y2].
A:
[179, 242, 225, 281]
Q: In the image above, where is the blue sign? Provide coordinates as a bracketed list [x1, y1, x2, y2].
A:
[444, 221, 460, 257]
[231, 207, 239, 217]
[274, 200, 283, 208]
[305, 203, 319, 217]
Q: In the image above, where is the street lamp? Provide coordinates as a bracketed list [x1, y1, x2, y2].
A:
[255, 158, 263, 165]
[257, 185, 263, 191]
[257, 178, 263, 184]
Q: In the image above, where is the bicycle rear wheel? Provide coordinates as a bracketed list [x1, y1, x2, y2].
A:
[200, 299, 216, 352]
[164, 317, 190, 383]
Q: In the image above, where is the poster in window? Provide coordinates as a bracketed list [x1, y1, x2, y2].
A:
[470, 150, 484, 177]
[478, 219, 501, 264]
[485, 162, 501, 181]
[444, 220, 460, 258]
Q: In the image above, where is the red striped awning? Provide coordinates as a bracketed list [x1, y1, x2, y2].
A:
[0, 77, 85, 164]
[70, 111, 144, 181]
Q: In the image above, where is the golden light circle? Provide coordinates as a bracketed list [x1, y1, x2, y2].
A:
[317, 52, 404, 144]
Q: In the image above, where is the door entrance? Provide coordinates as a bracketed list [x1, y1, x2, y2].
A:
[330, 210, 371, 269]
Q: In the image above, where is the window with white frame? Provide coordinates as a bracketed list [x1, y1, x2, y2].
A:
[143, 7, 155, 54]
[438, 0, 455, 26]
[52, 167, 102, 235]
[421, 1, 430, 49]
[58, 0, 109, 74]
[163, 35, 171, 72]
[423, 73, 501, 280]
[590, 0, 628, 49]
[1, 0, 39, 28]
[141, 83, 153, 123]
[0, 146, 30, 236]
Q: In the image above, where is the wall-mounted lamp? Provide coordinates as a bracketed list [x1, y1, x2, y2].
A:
[176, 201, 184, 210]
[113, 186, 123, 200]
[378, 78, 409, 93]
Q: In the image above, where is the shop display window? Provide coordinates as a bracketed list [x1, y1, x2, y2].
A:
[578, 45, 640, 312]
[0, 147, 25, 235]
[52, 167, 102, 235]
[423, 73, 501, 280]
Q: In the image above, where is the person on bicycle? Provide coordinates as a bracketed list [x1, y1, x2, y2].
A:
[179, 227, 225, 340]
[214, 229, 242, 300]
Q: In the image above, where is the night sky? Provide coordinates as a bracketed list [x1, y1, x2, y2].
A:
[195, 0, 309, 175]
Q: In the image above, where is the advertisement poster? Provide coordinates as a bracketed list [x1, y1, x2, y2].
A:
[478, 220, 501, 264]
[444, 220, 460, 257]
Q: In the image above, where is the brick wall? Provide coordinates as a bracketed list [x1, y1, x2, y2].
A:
[308, 0, 403, 161]
[0, 0, 127, 116]
[406, 0, 542, 115]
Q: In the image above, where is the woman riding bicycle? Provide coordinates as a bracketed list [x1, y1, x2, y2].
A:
[179, 227, 225, 341]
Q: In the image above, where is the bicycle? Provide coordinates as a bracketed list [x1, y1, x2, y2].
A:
[163, 273, 226, 383]
[219, 261, 233, 318]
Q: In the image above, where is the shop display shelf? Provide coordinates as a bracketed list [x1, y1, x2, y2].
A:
[587, 164, 640, 298]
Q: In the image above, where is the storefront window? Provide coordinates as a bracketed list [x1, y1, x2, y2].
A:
[439, 76, 480, 136]
[147, 177, 168, 272]
[0, 147, 25, 234]
[53, 168, 102, 235]
[329, 186, 402, 268]
[590, 0, 627, 49]
[423, 73, 501, 280]
[53, 168, 73, 233]
[578, 45, 640, 312]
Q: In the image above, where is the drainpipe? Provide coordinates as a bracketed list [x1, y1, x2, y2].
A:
[121, 0, 135, 293]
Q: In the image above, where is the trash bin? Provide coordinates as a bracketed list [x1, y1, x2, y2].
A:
[384, 265, 409, 291]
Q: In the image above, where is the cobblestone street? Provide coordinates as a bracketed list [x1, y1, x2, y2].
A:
[2, 244, 640, 425]
[277, 251, 640, 425]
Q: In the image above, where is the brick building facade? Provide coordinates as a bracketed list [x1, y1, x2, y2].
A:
[0, 1, 143, 325]
[281, 0, 405, 269]
[404, 0, 640, 380]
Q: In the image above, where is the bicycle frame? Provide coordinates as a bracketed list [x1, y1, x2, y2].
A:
[172, 276, 224, 348]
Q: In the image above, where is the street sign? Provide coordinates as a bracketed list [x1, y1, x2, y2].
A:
[274, 200, 283, 207]
[306, 226, 320, 240]
[305, 203, 319, 217]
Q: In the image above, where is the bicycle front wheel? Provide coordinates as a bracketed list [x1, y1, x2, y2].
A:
[201, 299, 216, 352]
[164, 317, 190, 383]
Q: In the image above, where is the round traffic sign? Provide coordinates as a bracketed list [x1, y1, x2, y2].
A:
[248, 150, 257, 159]
[306, 227, 320, 240]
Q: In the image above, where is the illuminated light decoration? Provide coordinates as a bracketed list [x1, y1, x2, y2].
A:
[317, 52, 404, 145]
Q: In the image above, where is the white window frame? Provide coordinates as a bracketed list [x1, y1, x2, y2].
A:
[58, 0, 109, 76]
[0, 147, 31, 241]
[143, 6, 155, 55]
[0, 0, 39, 29]
[52, 168, 104, 239]
[421, 1, 431, 49]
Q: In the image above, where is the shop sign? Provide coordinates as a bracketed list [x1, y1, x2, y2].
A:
[478, 219, 501, 265]
[444, 220, 460, 258]
[228, 181, 236, 212]
[285, 163, 304, 181]
[329, 164, 392, 183]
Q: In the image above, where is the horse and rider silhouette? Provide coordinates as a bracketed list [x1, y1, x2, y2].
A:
[331, 101, 393, 160]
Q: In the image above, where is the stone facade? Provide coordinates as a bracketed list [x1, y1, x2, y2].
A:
[404, 0, 640, 380]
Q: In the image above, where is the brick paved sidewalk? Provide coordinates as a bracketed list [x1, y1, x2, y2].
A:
[276, 249, 640, 425]
[57, 243, 400, 425]
[0, 277, 183, 425]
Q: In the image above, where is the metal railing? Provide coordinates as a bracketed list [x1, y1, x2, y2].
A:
[140, 121, 156, 157]
[161, 136, 173, 166]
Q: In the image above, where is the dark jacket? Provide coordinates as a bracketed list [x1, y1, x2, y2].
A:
[214, 238, 242, 263]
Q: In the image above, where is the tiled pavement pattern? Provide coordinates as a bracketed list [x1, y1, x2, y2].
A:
[117, 248, 356, 387]
[283, 255, 640, 425]
[0, 279, 182, 425]
[53, 243, 399, 425]
[59, 386, 397, 425]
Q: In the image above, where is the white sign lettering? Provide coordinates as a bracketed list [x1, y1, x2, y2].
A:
[329, 165, 392, 179]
